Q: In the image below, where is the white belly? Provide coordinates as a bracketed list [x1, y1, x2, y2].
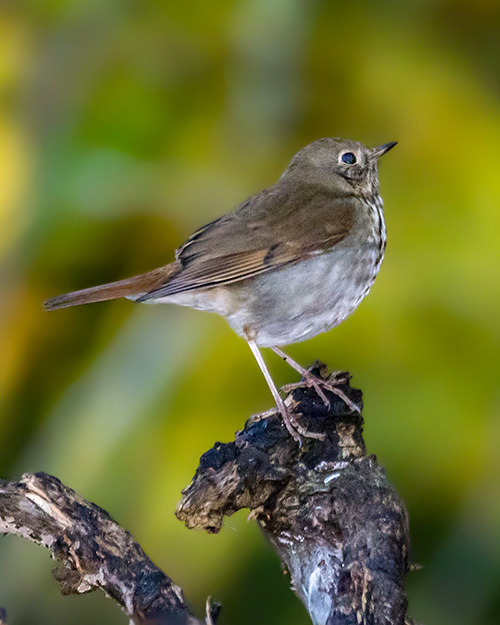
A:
[227, 242, 382, 347]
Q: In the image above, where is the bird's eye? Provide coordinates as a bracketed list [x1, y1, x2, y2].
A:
[341, 152, 357, 165]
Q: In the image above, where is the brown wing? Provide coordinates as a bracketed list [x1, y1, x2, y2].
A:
[138, 183, 355, 301]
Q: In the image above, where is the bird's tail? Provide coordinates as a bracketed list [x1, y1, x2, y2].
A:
[43, 264, 178, 311]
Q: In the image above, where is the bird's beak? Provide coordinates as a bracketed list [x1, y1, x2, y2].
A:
[371, 141, 398, 159]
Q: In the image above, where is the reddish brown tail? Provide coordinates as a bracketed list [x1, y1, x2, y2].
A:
[43, 264, 179, 311]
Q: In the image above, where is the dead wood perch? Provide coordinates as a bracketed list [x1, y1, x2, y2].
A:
[0, 364, 416, 624]
[0, 472, 210, 625]
[177, 365, 415, 625]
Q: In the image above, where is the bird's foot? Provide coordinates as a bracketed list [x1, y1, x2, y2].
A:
[283, 370, 361, 414]
[270, 398, 325, 444]
[285, 405, 326, 442]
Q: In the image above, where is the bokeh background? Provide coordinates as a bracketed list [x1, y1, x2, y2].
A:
[0, 1, 499, 623]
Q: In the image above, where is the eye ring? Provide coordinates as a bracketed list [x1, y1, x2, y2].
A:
[341, 152, 357, 165]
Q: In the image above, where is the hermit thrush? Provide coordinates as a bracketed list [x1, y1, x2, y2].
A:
[45, 138, 396, 442]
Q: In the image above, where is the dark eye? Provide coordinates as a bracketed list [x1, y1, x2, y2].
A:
[341, 152, 356, 164]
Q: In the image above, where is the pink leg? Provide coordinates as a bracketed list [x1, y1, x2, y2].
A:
[246, 339, 324, 442]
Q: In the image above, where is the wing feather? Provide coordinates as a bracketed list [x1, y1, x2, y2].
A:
[138, 185, 355, 302]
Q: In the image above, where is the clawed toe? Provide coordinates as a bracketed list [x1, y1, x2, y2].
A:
[277, 403, 325, 443]
[282, 379, 328, 407]
[283, 371, 360, 414]
[305, 377, 331, 407]
[286, 410, 325, 441]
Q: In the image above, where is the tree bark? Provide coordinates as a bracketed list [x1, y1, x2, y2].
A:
[0, 472, 210, 624]
[0, 365, 416, 625]
[177, 365, 414, 625]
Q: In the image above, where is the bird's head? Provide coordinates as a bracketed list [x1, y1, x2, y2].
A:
[283, 138, 397, 196]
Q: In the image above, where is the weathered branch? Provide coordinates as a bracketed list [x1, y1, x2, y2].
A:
[0, 364, 416, 625]
[177, 365, 415, 625]
[0, 473, 209, 624]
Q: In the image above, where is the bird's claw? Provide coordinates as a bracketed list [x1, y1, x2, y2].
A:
[283, 371, 361, 414]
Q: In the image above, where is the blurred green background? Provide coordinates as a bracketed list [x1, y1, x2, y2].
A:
[0, 1, 499, 623]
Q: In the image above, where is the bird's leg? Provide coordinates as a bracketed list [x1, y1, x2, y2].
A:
[246, 340, 301, 442]
[246, 339, 324, 442]
[271, 346, 360, 414]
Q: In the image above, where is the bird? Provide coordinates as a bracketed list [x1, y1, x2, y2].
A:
[44, 138, 396, 442]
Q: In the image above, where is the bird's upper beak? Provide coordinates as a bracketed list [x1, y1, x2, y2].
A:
[370, 141, 398, 159]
